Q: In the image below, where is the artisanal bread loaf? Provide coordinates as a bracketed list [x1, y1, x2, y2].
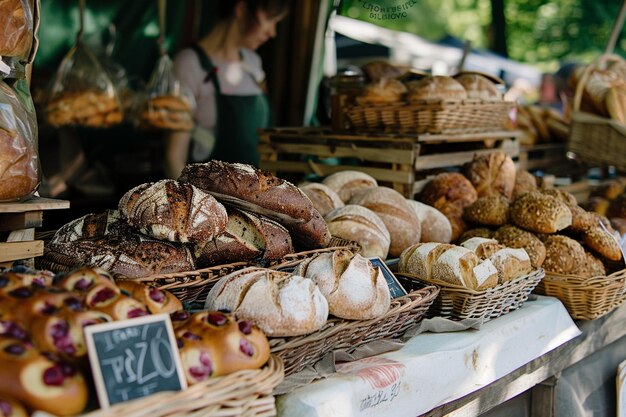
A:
[406, 76, 468, 102]
[581, 225, 623, 261]
[462, 152, 516, 199]
[49, 210, 130, 244]
[205, 268, 329, 337]
[294, 250, 390, 320]
[348, 186, 421, 257]
[195, 208, 293, 266]
[405, 200, 452, 243]
[116, 281, 182, 314]
[119, 179, 228, 243]
[46, 231, 196, 278]
[361, 61, 405, 82]
[301, 183, 344, 216]
[512, 170, 538, 199]
[0, 337, 88, 416]
[357, 78, 407, 104]
[180, 161, 331, 249]
[175, 311, 270, 384]
[493, 225, 546, 268]
[509, 192, 572, 233]
[541, 235, 587, 275]
[463, 195, 510, 226]
[454, 73, 502, 101]
[419, 172, 478, 241]
[398, 242, 455, 279]
[322, 171, 378, 203]
[431, 246, 497, 290]
[324, 205, 391, 259]
[460, 237, 504, 259]
[458, 227, 494, 243]
[488, 248, 532, 283]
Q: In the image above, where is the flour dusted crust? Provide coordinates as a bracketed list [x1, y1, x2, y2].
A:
[180, 161, 331, 249]
[205, 268, 329, 337]
[119, 179, 228, 243]
[301, 183, 345, 216]
[398, 242, 454, 280]
[295, 250, 390, 320]
[322, 171, 378, 204]
[488, 248, 532, 283]
[324, 204, 391, 259]
[431, 246, 480, 287]
[460, 237, 504, 259]
[348, 186, 421, 257]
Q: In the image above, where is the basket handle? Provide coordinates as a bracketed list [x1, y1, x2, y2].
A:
[572, 0, 626, 112]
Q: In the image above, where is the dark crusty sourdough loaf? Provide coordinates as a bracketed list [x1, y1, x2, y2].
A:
[195, 207, 293, 266]
[119, 179, 228, 243]
[180, 161, 331, 249]
[49, 209, 131, 244]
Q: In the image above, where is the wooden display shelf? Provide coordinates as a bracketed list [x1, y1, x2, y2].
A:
[0, 196, 69, 265]
[259, 127, 521, 198]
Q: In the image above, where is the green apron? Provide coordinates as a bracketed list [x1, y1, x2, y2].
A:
[190, 45, 270, 167]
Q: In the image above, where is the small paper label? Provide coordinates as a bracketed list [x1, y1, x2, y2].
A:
[369, 257, 408, 299]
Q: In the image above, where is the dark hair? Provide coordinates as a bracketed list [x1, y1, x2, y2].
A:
[218, 0, 290, 22]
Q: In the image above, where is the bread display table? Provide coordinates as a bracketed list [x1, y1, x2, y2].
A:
[275, 295, 580, 417]
[258, 127, 521, 197]
[0, 196, 69, 266]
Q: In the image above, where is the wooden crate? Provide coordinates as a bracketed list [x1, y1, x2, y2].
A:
[259, 127, 521, 197]
[0, 196, 69, 266]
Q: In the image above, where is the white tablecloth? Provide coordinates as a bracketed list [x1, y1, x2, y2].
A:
[276, 295, 581, 417]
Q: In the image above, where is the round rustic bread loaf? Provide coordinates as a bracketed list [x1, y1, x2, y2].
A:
[512, 170, 538, 199]
[324, 205, 391, 259]
[493, 225, 546, 268]
[541, 188, 578, 207]
[50, 210, 131, 245]
[295, 250, 390, 320]
[463, 195, 510, 227]
[357, 78, 407, 104]
[405, 200, 452, 243]
[509, 192, 572, 234]
[301, 183, 344, 216]
[119, 179, 228, 243]
[454, 73, 502, 101]
[349, 186, 421, 257]
[322, 171, 378, 203]
[462, 152, 516, 199]
[205, 268, 329, 337]
[406, 76, 468, 102]
[541, 235, 587, 275]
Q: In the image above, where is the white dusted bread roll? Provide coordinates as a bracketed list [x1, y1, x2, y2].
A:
[295, 250, 390, 320]
[460, 237, 504, 259]
[324, 205, 391, 259]
[322, 171, 378, 203]
[300, 183, 344, 216]
[205, 268, 328, 337]
[405, 200, 452, 243]
[488, 248, 532, 283]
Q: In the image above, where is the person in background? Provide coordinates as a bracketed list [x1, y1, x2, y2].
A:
[164, 0, 289, 179]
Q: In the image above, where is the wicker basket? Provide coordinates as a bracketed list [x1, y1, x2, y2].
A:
[568, 54, 626, 171]
[79, 355, 283, 417]
[38, 237, 360, 304]
[345, 99, 514, 134]
[396, 269, 545, 322]
[266, 265, 438, 376]
[534, 269, 626, 320]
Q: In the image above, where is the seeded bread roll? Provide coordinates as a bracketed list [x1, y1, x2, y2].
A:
[509, 192, 572, 234]
[462, 152, 516, 199]
[180, 161, 331, 249]
[541, 235, 587, 275]
[205, 268, 329, 337]
[581, 251, 607, 277]
[463, 195, 510, 226]
[488, 248, 533, 283]
[322, 171, 378, 203]
[458, 228, 494, 243]
[406, 76, 468, 102]
[301, 183, 345, 216]
[324, 205, 390, 259]
[512, 170, 538, 199]
[349, 187, 421, 257]
[0, 337, 88, 416]
[405, 200, 452, 243]
[581, 226, 623, 261]
[454, 73, 502, 101]
[116, 281, 182, 315]
[460, 237, 504, 259]
[541, 188, 579, 207]
[119, 179, 228, 243]
[398, 242, 455, 279]
[294, 250, 390, 320]
[175, 311, 270, 384]
[493, 225, 546, 268]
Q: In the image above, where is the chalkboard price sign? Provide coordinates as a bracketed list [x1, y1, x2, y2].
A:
[84, 314, 187, 408]
[369, 257, 408, 299]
